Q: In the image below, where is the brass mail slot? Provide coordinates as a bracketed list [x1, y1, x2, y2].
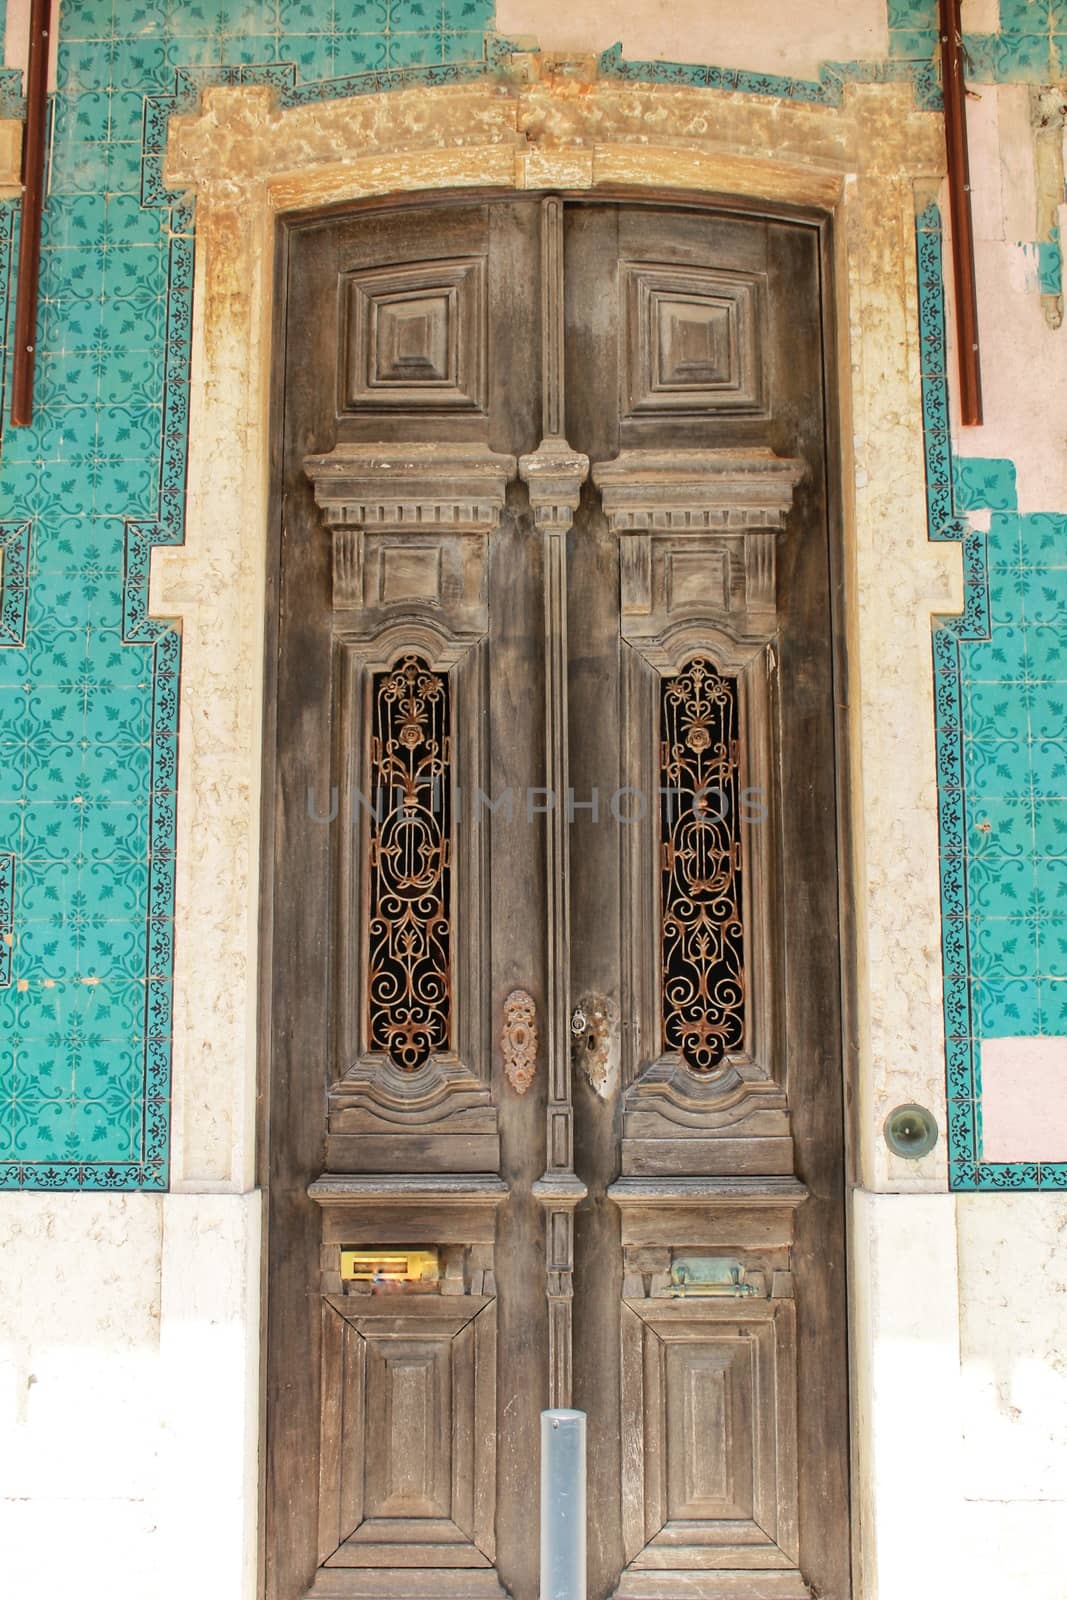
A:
[339, 1246, 440, 1284]
[669, 1256, 757, 1297]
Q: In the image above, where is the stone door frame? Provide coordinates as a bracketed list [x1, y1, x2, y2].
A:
[156, 58, 961, 1598]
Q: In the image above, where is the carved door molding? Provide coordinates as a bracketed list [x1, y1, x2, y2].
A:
[266, 193, 849, 1600]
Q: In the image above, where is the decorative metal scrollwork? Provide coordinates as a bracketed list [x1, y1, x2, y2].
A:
[502, 989, 538, 1095]
[367, 654, 452, 1070]
[660, 656, 744, 1073]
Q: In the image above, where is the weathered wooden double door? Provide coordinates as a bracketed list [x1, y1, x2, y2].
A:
[266, 194, 848, 1600]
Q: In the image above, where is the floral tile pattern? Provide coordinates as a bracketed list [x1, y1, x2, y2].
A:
[0, 0, 495, 1191]
[920, 203, 1067, 1191]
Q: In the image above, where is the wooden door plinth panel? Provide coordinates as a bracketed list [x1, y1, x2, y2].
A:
[611, 1178, 808, 1600]
[308, 1179, 507, 1600]
[612, 1572, 810, 1600]
[314, 1299, 497, 1568]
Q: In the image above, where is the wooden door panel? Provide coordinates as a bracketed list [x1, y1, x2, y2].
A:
[621, 1300, 799, 1567]
[613, 1184, 805, 1597]
[314, 1295, 499, 1587]
[269, 195, 849, 1600]
[567, 202, 846, 1600]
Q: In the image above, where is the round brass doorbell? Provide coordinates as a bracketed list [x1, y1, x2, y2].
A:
[883, 1103, 938, 1159]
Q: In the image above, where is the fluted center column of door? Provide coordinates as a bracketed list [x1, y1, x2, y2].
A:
[520, 197, 590, 1409]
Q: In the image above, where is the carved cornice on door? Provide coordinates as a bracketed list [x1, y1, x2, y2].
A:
[304, 441, 517, 610]
[592, 447, 803, 636]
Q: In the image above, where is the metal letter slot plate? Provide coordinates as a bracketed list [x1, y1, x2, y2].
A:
[339, 1246, 440, 1284]
[669, 1256, 757, 1297]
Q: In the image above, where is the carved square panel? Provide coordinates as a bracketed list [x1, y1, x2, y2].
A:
[340, 257, 487, 414]
[620, 1298, 800, 1573]
[666, 547, 730, 614]
[317, 1296, 498, 1571]
[377, 543, 443, 607]
[622, 263, 766, 417]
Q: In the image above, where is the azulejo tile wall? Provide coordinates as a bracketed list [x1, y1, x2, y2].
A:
[0, 0, 495, 1191]
[0, 2, 1063, 1190]
[919, 204, 1067, 1190]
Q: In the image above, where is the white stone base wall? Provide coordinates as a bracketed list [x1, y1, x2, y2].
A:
[0, 1194, 261, 1600]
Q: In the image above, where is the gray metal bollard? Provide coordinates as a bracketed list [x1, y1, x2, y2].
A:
[540, 1409, 587, 1600]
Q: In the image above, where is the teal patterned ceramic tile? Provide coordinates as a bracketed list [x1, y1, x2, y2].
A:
[385, 29, 437, 66]
[1038, 979, 1067, 1031]
[962, 626, 1028, 680]
[17, 850, 75, 920]
[888, 28, 939, 58]
[996, 30, 1055, 79]
[1027, 684, 1067, 742]
[965, 737, 1029, 794]
[965, 681, 1028, 740]
[954, 457, 1018, 511]
[1034, 799, 1067, 855]
[960, 31, 1000, 79]
[887, 0, 938, 27]
[55, 90, 111, 142]
[1023, 568, 1067, 628]
[1020, 512, 1067, 565]
[332, 32, 389, 72]
[223, 0, 280, 27]
[968, 797, 1033, 858]
[988, 568, 1025, 623]
[1028, 738, 1067, 796]
[1027, 624, 1067, 681]
[973, 975, 1040, 1033]
[278, 0, 322, 27]
[63, 0, 120, 35]
[443, 30, 492, 60]
[999, 0, 1052, 28]
[991, 512, 1023, 569]
[1055, 32, 1067, 71]
[967, 853, 1035, 914]
[56, 41, 118, 93]
[971, 917, 1038, 978]
[1036, 864, 1067, 915]
[1037, 918, 1067, 978]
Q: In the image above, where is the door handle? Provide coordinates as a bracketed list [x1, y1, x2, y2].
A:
[569, 994, 619, 1097]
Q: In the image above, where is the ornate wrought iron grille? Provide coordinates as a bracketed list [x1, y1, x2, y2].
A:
[660, 657, 745, 1073]
[367, 654, 452, 1070]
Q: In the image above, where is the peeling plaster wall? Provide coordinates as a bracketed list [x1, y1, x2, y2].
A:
[0, 2, 1066, 1598]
